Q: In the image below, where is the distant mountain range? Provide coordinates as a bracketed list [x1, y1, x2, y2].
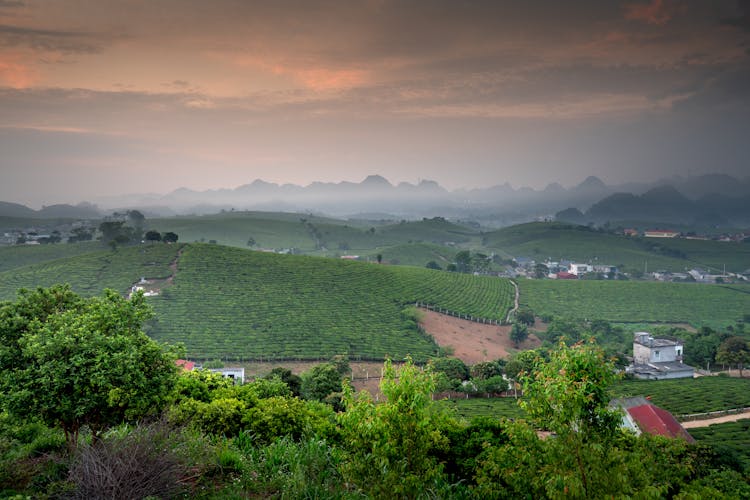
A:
[0, 201, 102, 219]
[557, 176, 750, 227]
[3, 173, 749, 227]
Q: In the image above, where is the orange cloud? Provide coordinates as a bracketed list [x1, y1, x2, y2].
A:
[0, 53, 37, 88]
[624, 0, 681, 25]
[213, 52, 370, 92]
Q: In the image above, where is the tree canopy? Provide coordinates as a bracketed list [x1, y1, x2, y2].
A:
[0, 285, 179, 448]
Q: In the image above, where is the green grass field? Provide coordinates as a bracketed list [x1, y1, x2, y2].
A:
[519, 279, 750, 327]
[147, 244, 514, 362]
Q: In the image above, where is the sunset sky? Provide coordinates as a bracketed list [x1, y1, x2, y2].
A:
[1, 0, 749, 207]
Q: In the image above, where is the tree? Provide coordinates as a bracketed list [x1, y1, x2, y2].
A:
[338, 358, 451, 497]
[127, 210, 146, 231]
[265, 367, 302, 397]
[470, 360, 502, 380]
[162, 231, 179, 243]
[0, 285, 179, 449]
[533, 263, 549, 279]
[519, 341, 621, 497]
[427, 357, 469, 389]
[145, 230, 162, 243]
[376, 253, 382, 264]
[454, 250, 472, 273]
[716, 336, 750, 376]
[515, 307, 535, 326]
[301, 363, 343, 402]
[425, 260, 442, 270]
[510, 322, 529, 347]
[246, 236, 256, 247]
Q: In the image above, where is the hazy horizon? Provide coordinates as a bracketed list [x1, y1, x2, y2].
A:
[2, 1, 749, 207]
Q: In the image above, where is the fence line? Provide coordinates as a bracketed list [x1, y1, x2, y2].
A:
[415, 301, 506, 326]
[678, 406, 750, 421]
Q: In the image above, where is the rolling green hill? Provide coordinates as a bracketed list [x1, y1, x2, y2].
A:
[0, 243, 180, 299]
[482, 222, 750, 273]
[0, 242, 514, 362]
[147, 213, 478, 258]
[518, 279, 750, 327]
[0, 241, 103, 273]
[147, 244, 513, 361]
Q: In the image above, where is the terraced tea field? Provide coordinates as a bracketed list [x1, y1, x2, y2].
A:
[519, 280, 750, 326]
[438, 397, 527, 420]
[611, 377, 750, 417]
[689, 419, 750, 470]
[147, 244, 514, 362]
[0, 244, 180, 299]
[0, 241, 101, 273]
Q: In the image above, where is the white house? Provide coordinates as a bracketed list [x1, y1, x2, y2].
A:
[628, 332, 694, 380]
[209, 367, 245, 384]
[568, 263, 593, 275]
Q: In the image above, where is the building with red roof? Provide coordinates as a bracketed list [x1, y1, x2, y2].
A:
[614, 396, 694, 442]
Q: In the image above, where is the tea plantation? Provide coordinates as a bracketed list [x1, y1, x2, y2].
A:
[144, 244, 514, 362]
[0, 243, 180, 299]
[519, 279, 750, 327]
[690, 419, 750, 470]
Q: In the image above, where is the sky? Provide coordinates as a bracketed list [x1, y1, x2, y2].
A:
[1, 0, 749, 207]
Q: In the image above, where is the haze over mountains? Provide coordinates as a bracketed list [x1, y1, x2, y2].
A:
[3, 173, 750, 227]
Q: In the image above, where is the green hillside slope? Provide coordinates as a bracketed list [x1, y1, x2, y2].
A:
[147, 244, 513, 362]
[0, 242, 513, 362]
[483, 222, 749, 273]
[147, 213, 478, 257]
[0, 241, 102, 273]
[519, 279, 750, 326]
[0, 244, 180, 298]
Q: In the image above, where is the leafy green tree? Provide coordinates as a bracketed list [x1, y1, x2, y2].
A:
[519, 340, 621, 497]
[470, 360, 502, 380]
[162, 231, 179, 243]
[515, 307, 535, 326]
[716, 336, 750, 376]
[454, 250, 472, 273]
[145, 229, 162, 243]
[427, 357, 469, 389]
[338, 358, 452, 497]
[533, 263, 549, 279]
[265, 367, 302, 397]
[510, 322, 529, 347]
[425, 260, 442, 270]
[301, 363, 343, 402]
[0, 286, 179, 449]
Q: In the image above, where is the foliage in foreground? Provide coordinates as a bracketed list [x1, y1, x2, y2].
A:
[1, 292, 749, 498]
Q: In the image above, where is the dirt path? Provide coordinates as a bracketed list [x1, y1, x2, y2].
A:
[419, 308, 540, 365]
[682, 410, 750, 428]
[505, 279, 519, 323]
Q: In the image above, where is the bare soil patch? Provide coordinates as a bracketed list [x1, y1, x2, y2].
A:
[419, 308, 540, 365]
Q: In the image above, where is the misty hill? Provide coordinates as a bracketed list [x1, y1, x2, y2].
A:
[0, 201, 102, 219]
[146, 212, 479, 256]
[565, 183, 750, 226]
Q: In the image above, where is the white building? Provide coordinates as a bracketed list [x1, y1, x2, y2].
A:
[628, 332, 694, 380]
[568, 263, 593, 275]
